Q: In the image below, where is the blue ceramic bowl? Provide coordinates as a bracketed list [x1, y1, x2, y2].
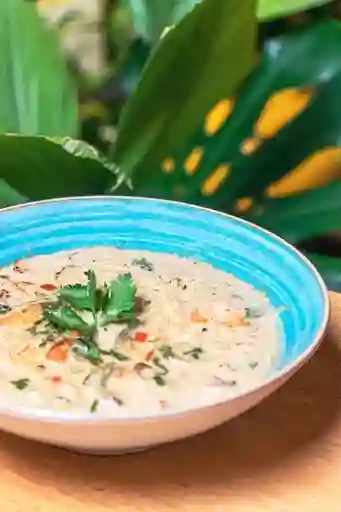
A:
[0, 197, 329, 454]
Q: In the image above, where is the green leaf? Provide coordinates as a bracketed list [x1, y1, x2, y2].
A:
[257, 0, 333, 20]
[72, 339, 102, 363]
[305, 252, 341, 292]
[90, 399, 99, 413]
[113, 0, 257, 183]
[132, 19, 341, 211]
[44, 307, 94, 335]
[101, 273, 137, 325]
[248, 181, 341, 244]
[0, 179, 28, 207]
[59, 270, 98, 312]
[124, 0, 200, 43]
[0, 135, 123, 206]
[0, 0, 77, 136]
[11, 378, 30, 390]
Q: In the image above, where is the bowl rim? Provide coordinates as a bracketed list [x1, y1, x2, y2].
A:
[0, 195, 330, 423]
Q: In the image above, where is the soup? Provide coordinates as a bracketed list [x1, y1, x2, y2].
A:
[0, 247, 281, 416]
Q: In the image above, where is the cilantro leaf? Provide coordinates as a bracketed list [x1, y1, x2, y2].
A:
[59, 270, 97, 311]
[44, 307, 94, 335]
[72, 339, 102, 363]
[100, 273, 136, 326]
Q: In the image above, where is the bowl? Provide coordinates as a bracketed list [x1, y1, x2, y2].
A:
[0, 197, 329, 454]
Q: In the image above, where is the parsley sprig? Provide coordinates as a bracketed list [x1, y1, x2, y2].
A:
[43, 270, 137, 337]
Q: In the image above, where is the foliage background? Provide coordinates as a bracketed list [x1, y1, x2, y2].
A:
[3, 0, 341, 290]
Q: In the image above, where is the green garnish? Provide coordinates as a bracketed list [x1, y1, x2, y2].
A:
[132, 258, 154, 272]
[43, 270, 138, 365]
[72, 339, 102, 363]
[154, 375, 166, 386]
[110, 350, 130, 361]
[100, 273, 137, 326]
[44, 307, 94, 335]
[153, 356, 169, 375]
[90, 399, 99, 413]
[11, 378, 30, 390]
[158, 345, 175, 359]
[184, 347, 204, 360]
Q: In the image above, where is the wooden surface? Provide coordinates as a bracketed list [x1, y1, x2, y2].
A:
[2, 293, 341, 511]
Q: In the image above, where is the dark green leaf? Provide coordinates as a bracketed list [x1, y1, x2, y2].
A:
[90, 399, 99, 413]
[11, 378, 30, 390]
[101, 273, 137, 325]
[0, 0, 77, 136]
[0, 179, 28, 207]
[154, 375, 166, 386]
[158, 345, 175, 359]
[153, 356, 169, 375]
[73, 340, 102, 363]
[184, 347, 204, 359]
[0, 135, 121, 205]
[257, 0, 333, 20]
[59, 270, 97, 312]
[132, 258, 154, 271]
[124, 0, 200, 43]
[248, 181, 341, 244]
[130, 20, 341, 212]
[305, 252, 341, 292]
[113, 0, 257, 183]
[110, 350, 130, 361]
[44, 307, 94, 335]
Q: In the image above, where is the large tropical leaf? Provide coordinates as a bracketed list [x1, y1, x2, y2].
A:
[247, 181, 341, 244]
[123, 0, 200, 43]
[257, 0, 333, 20]
[304, 253, 341, 292]
[0, 136, 123, 205]
[126, 19, 341, 210]
[113, 0, 257, 185]
[0, 0, 77, 136]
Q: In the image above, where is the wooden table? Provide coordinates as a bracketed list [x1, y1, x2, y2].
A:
[2, 293, 341, 512]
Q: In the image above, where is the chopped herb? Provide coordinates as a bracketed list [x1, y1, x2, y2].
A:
[11, 378, 30, 390]
[184, 347, 204, 360]
[44, 307, 94, 335]
[72, 339, 102, 363]
[59, 270, 97, 313]
[102, 349, 130, 361]
[154, 375, 166, 386]
[90, 399, 99, 413]
[0, 304, 11, 315]
[132, 258, 154, 272]
[158, 345, 175, 359]
[100, 273, 136, 326]
[249, 361, 259, 369]
[153, 356, 169, 375]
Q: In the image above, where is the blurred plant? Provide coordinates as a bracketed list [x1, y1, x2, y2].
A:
[1, 0, 341, 291]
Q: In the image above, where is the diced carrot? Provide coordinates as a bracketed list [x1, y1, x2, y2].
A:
[190, 309, 208, 324]
[40, 283, 58, 291]
[51, 376, 62, 384]
[46, 342, 69, 363]
[134, 331, 148, 343]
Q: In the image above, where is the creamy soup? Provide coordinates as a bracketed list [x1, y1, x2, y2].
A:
[0, 247, 281, 416]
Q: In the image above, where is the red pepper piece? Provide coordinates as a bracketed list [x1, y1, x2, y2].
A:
[40, 283, 58, 291]
[134, 331, 148, 343]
